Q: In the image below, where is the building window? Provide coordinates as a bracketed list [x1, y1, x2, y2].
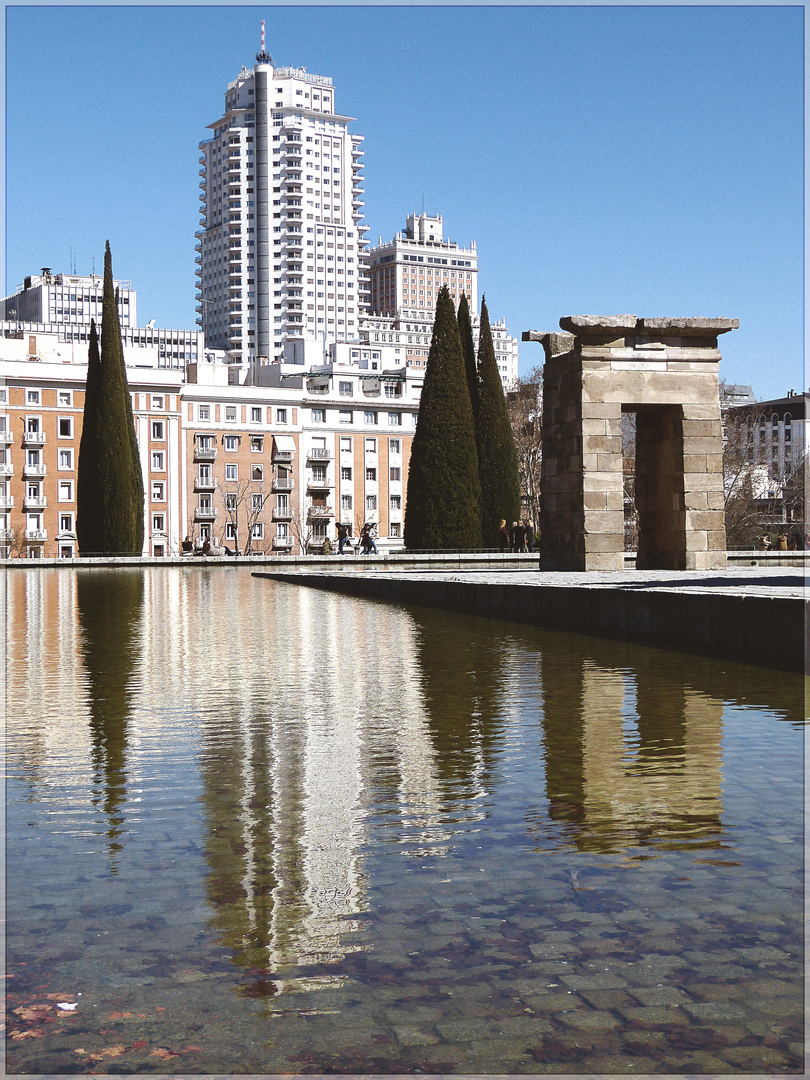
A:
[277, 408, 287, 424]
[151, 481, 165, 501]
[26, 389, 40, 405]
[339, 410, 353, 424]
[250, 407, 262, 423]
[339, 381, 353, 396]
[58, 480, 73, 502]
[389, 439, 401, 454]
[341, 467, 352, 480]
[152, 514, 165, 532]
[59, 512, 74, 532]
[341, 494, 352, 509]
[226, 406, 237, 422]
[224, 435, 239, 451]
[58, 449, 74, 469]
[225, 522, 237, 540]
[364, 411, 377, 424]
[252, 522, 264, 539]
[251, 493, 264, 511]
[390, 495, 401, 509]
[366, 495, 377, 510]
[198, 405, 210, 421]
[312, 409, 325, 423]
[58, 417, 73, 438]
[340, 437, 352, 452]
[390, 523, 401, 538]
[152, 451, 165, 470]
[388, 412, 402, 426]
[365, 438, 377, 453]
[225, 493, 237, 510]
[390, 467, 401, 481]
[57, 390, 72, 406]
[151, 395, 164, 410]
[151, 420, 165, 440]
[366, 467, 377, 481]
[225, 464, 238, 480]
[252, 465, 263, 481]
[251, 435, 264, 452]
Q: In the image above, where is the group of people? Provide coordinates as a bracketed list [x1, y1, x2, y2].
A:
[334, 523, 378, 555]
[498, 519, 535, 553]
[181, 535, 237, 557]
[758, 532, 809, 551]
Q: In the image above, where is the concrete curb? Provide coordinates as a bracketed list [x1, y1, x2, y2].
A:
[254, 570, 806, 674]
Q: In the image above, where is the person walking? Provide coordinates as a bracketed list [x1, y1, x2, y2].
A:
[498, 519, 509, 551]
[337, 523, 349, 555]
[510, 521, 524, 553]
[523, 520, 534, 553]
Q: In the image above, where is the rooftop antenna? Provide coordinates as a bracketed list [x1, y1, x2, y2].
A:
[256, 19, 272, 64]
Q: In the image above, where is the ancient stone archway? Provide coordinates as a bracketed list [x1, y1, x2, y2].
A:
[523, 316, 738, 571]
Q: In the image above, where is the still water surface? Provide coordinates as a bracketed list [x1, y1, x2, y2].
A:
[6, 567, 805, 1074]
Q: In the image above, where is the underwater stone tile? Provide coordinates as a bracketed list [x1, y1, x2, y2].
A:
[392, 1026, 440, 1046]
[583, 1054, 658, 1073]
[559, 972, 629, 990]
[558, 1009, 620, 1030]
[732, 945, 793, 961]
[577, 989, 637, 1010]
[747, 996, 802, 1018]
[722, 1046, 794, 1067]
[628, 985, 692, 1006]
[682, 1001, 747, 1021]
[617, 1006, 689, 1024]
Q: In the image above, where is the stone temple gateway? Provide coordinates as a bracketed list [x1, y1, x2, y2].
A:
[523, 316, 739, 572]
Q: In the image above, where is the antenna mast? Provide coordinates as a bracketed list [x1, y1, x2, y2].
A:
[256, 20, 272, 63]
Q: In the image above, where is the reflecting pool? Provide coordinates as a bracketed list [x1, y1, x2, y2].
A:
[6, 566, 805, 1074]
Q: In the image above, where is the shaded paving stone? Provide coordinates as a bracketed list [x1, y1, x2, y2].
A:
[581, 1053, 658, 1072]
[559, 972, 629, 990]
[577, 989, 637, 1010]
[722, 1045, 794, 1067]
[683, 1001, 747, 1021]
[746, 996, 802, 1018]
[617, 1006, 688, 1024]
[732, 945, 792, 961]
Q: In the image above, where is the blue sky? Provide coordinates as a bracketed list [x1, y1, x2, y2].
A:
[4, 4, 804, 400]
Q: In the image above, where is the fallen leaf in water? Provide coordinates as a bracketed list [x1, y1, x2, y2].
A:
[11, 1029, 44, 1040]
[13, 1006, 52, 1021]
[46, 993, 74, 1002]
[151, 1047, 178, 1061]
[108, 1011, 132, 1019]
[98, 1045, 128, 1058]
[132, 1041, 149, 1051]
[182, 1045, 204, 1053]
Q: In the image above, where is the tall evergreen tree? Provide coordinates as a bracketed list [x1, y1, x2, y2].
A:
[404, 286, 482, 549]
[475, 296, 521, 546]
[457, 292, 478, 419]
[77, 242, 145, 555]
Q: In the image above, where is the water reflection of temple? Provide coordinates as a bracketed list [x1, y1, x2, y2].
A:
[539, 642, 724, 851]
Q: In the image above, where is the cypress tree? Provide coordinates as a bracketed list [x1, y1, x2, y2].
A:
[404, 286, 482, 549]
[76, 242, 145, 555]
[475, 296, 521, 546]
[457, 292, 478, 419]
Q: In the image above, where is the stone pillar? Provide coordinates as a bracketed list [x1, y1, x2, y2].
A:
[523, 315, 737, 571]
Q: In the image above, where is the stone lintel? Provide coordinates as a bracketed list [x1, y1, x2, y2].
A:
[579, 346, 722, 363]
[638, 317, 739, 337]
[559, 315, 638, 334]
[522, 330, 574, 360]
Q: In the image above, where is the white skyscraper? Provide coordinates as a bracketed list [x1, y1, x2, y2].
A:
[196, 27, 369, 372]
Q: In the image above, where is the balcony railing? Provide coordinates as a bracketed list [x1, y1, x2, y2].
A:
[23, 464, 47, 478]
[24, 495, 47, 509]
[307, 448, 332, 459]
[272, 475, 294, 490]
[25, 529, 47, 541]
[272, 507, 293, 521]
[307, 505, 333, 520]
[194, 446, 217, 461]
[0, 463, 13, 476]
[0, 432, 13, 445]
[23, 431, 46, 445]
[307, 478, 333, 491]
[272, 450, 294, 463]
[195, 507, 218, 521]
[194, 477, 217, 492]
[0, 496, 14, 509]
[273, 537, 294, 549]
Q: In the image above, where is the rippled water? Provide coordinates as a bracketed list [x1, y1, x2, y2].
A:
[5, 566, 805, 1074]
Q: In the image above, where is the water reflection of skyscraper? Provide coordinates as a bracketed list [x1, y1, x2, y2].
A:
[76, 570, 145, 871]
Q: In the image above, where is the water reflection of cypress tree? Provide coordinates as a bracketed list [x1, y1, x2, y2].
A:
[77, 570, 143, 869]
[413, 611, 507, 797]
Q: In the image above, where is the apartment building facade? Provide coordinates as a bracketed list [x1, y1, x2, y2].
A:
[196, 44, 369, 372]
[366, 213, 519, 388]
[0, 341, 419, 559]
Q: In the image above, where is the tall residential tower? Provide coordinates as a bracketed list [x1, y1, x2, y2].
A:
[196, 27, 369, 371]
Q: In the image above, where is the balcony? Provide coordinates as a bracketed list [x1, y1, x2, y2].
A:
[25, 529, 47, 542]
[307, 447, 332, 460]
[273, 536, 293, 549]
[272, 475, 294, 490]
[195, 506, 218, 522]
[0, 431, 13, 445]
[0, 495, 15, 509]
[272, 506, 293, 521]
[0, 463, 13, 476]
[307, 478, 333, 492]
[307, 505, 333, 521]
[0, 528, 14, 541]
[23, 430, 46, 446]
[194, 446, 217, 462]
[194, 477, 217, 492]
[23, 463, 47, 478]
[24, 494, 47, 510]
